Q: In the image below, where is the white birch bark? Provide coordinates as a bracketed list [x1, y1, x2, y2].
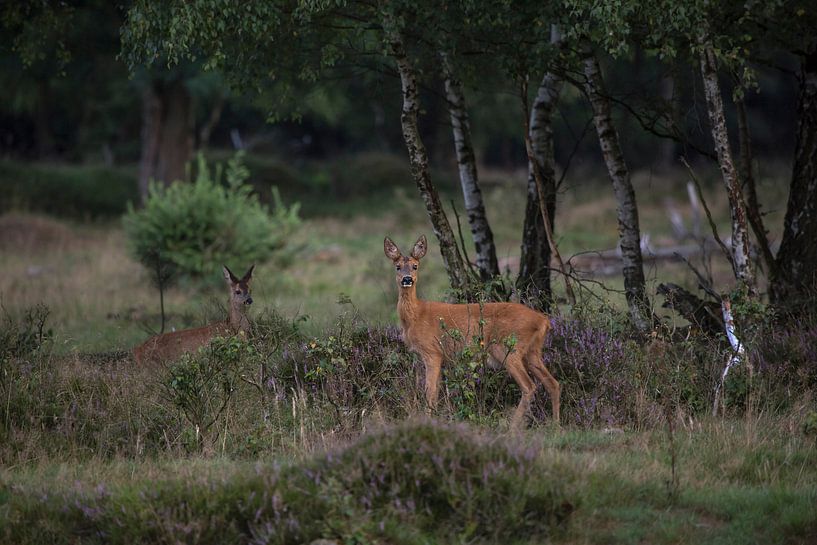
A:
[698, 40, 756, 292]
[385, 26, 469, 292]
[519, 27, 563, 309]
[584, 51, 651, 332]
[440, 51, 499, 281]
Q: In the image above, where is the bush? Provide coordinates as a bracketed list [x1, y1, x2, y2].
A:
[0, 307, 173, 463]
[123, 152, 300, 279]
[749, 315, 817, 410]
[0, 160, 137, 219]
[279, 318, 420, 424]
[539, 311, 712, 428]
[541, 315, 637, 427]
[162, 335, 258, 451]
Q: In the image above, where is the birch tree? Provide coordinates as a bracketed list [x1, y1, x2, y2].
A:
[583, 51, 651, 332]
[383, 21, 469, 292]
[698, 37, 756, 293]
[771, 46, 817, 306]
[518, 69, 562, 309]
[440, 51, 499, 281]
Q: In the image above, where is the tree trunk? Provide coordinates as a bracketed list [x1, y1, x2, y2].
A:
[584, 52, 651, 332]
[440, 51, 499, 281]
[198, 92, 225, 150]
[137, 78, 194, 205]
[659, 62, 681, 168]
[386, 29, 469, 293]
[735, 94, 775, 275]
[771, 48, 817, 307]
[698, 40, 756, 293]
[138, 83, 162, 204]
[518, 70, 563, 310]
[156, 78, 193, 185]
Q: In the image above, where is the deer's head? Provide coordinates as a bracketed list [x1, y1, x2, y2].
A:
[223, 265, 254, 307]
[384, 235, 427, 289]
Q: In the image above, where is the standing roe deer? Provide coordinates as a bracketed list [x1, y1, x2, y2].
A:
[385, 235, 560, 428]
[132, 265, 254, 365]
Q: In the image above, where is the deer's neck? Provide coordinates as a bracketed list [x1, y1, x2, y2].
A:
[397, 285, 421, 332]
[229, 304, 251, 334]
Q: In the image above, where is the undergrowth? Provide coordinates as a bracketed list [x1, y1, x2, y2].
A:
[0, 421, 573, 544]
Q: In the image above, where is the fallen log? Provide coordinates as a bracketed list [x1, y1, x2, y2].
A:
[656, 282, 723, 336]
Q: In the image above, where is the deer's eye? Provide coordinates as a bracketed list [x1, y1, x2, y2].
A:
[412, 264, 418, 270]
[396, 265, 400, 270]
[235, 290, 241, 294]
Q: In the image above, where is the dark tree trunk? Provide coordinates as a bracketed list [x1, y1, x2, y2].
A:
[138, 83, 162, 204]
[440, 51, 499, 281]
[735, 94, 775, 275]
[198, 92, 225, 151]
[518, 70, 563, 310]
[386, 29, 469, 293]
[156, 79, 193, 185]
[699, 40, 756, 293]
[584, 52, 651, 332]
[137, 78, 193, 205]
[771, 48, 817, 307]
[659, 62, 681, 168]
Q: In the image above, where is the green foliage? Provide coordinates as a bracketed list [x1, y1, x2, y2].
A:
[438, 315, 518, 422]
[163, 334, 256, 449]
[294, 318, 417, 423]
[0, 160, 138, 219]
[123, 152, 300, 279]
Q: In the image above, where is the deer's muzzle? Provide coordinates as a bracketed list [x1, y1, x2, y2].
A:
[401, 276, 414, 287]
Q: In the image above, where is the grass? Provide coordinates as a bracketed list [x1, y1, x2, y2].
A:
[0, 158, 810, 544]
[1, 418, 814, 544]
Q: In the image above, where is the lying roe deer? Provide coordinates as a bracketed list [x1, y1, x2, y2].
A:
[132, 265, 254, 365]
[385, 235, 560, 428]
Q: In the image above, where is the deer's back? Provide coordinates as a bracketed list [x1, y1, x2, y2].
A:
[405, 300, 548, 355]
[133, 321, 231, 365]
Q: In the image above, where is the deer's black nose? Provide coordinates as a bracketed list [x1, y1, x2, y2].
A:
[401, 276, 414, 287]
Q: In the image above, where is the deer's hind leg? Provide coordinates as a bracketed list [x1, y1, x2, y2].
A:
[524, 349, 560, 426]
[492, 346, 536, 430]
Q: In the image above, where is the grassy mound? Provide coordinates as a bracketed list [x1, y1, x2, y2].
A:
[0, 421, 573, 544]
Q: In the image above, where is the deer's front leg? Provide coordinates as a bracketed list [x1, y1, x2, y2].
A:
[423, 354, 442, 412]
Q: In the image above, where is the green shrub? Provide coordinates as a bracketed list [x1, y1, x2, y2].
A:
[162, 335, 257, 450]
[123, 152, 300, 279]
[438, 313, 520, 423]
[291, 321, 418, 423]
[0, 160, 137, 219]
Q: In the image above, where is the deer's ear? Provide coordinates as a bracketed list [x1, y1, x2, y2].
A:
[223, 265, 238, 284]
[384, 237, 401, 260]
[241, 265, 255, 283]
[411, 235, 427, 260]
